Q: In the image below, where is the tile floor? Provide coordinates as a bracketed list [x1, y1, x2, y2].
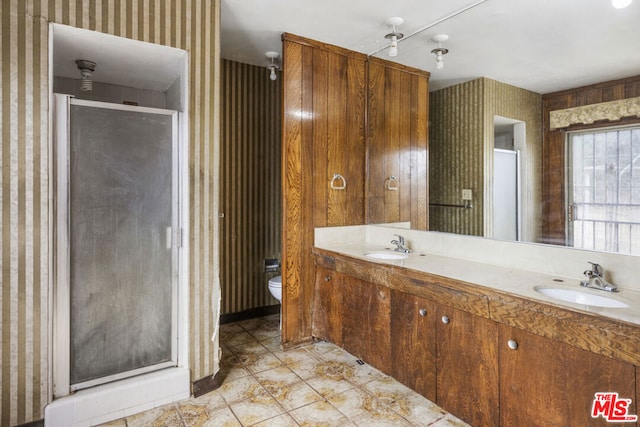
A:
[99, 314, 469, 426]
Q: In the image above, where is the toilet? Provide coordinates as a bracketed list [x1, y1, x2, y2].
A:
[267, 275, 282, 329]
[268, 275, 282, 302]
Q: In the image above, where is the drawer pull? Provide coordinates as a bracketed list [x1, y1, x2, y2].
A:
[508, 339, 518, 350]
[324, 276, 331, 282]
[441, 315, 450, 324]
[419, 308, 427, 316]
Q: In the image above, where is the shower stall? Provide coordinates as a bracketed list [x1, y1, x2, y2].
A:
[53, 95, 182, 394]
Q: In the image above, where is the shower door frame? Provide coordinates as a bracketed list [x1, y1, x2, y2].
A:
[52, 94, 189, 397]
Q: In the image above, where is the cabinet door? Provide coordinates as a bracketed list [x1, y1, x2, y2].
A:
[342, 276, 391, 374]
[390, 290, 436, 401]
[311, 267, 343, 346]
[499, 324, 637, 427]
[437, 305, 499, 427]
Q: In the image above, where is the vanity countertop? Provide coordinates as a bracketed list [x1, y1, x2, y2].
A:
[313, 242, 640, 327]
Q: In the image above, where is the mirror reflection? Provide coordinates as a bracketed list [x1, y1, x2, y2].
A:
[369, 1, 640, 256]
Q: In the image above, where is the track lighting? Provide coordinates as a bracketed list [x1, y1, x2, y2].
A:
[75, 59, 96, 91]
[384, 17, 404, 58]
[430, 35, 449, 71]
[265, 51, 280, 81]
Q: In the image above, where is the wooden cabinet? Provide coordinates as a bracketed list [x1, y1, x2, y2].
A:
[342, 275, 391, 374]
[499, 324, 637, 427]
[312, 266, 343, 346]
[437, 305, 499, 427]
[367, 58, 429, 229]
[390, 290, 436, 401]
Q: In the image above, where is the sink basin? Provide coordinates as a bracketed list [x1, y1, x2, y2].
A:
[364, 251, 408, 260]
[534, 287, 629, 308]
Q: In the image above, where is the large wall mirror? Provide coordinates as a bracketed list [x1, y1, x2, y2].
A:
[367, 0, 640, 257]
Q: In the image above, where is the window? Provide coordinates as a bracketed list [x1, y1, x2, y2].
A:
[567, 125, 640, 255]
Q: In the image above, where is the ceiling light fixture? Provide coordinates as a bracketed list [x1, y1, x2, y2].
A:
[265, 51, 280, 81]
[384, 17, 404, 57]
[430, 35, 449, 71]
[75, 59, 97, 91]
[612, 0, 632, 8]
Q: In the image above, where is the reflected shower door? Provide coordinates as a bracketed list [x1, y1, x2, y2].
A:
[67, 99, 178, 390]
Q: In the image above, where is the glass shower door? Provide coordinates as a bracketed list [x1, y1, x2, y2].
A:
[65, 99, 178, 390]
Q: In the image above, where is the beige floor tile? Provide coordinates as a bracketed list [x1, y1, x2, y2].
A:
[244, 351, 284, 374]
[306, 375, 356, 399]
[388, 391, 449, 425]
[251, 413, 300, 427]
[259, 334, 284, 351]
[96, 419, 126, 427]
[254, 365, 302, 386]
[361, 376, 414, 405]
[268, 380, 324, 411]
[351, 411, 413, 426]
[429, 413, 471, 427]
[228, 390, 285, 426]
[126, 404, 184, 427]
[327, 387, 381, 420]
[202, 406, 242, 427]
[217, 364, 252, 383]
[188, 387, 227, 412]
[229, 339, 270, 355]
[225, 330, 257, 347]
[289, 400, 350, 427]
[218, 375, 268, 405]
[176, 402, 210, 427]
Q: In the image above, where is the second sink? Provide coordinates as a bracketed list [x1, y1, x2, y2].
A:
[364, 251, 408, 260]
[534, 286, 629, 308]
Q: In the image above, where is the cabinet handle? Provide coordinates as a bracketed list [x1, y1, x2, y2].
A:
[419, 308, 427, 316]
[507, 339, 518, 350]
[441, 315, 450, 324]
[324, 276, 331, 282]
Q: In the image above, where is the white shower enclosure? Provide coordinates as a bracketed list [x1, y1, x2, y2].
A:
[53, 95, 181, 395]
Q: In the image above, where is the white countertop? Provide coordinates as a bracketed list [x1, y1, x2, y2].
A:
[315, 242, 640, 326]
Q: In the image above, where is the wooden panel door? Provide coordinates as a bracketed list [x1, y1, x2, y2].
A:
[311, 266, 343, 346]
[390, 290, 436, 401]
[436, 305, 499, 427]
[341, 275, 391, 374]
[499, 324, 637, 427]
[367, 58, 429, 229]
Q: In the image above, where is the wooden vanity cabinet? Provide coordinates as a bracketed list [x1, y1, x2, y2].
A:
[312, 266, 343, 346]
[341, 274, 392, 374]
[499, 324, 637, 427]
[436, 305, 499, 427]
[390, 290, 437, 401]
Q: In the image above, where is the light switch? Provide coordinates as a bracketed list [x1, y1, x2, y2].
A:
[461, 189, 473, 200]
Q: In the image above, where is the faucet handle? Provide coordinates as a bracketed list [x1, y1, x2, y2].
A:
[393, 234, 405, 244]
[587, 261, 603, 277]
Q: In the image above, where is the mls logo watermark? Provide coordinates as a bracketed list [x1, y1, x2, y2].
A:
[591, 392, 638, 422]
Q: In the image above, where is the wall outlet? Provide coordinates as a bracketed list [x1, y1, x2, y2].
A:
[461, 189, 473, 200]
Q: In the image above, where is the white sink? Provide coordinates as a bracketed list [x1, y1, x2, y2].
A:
[534, 287, 629, 308]
[364, 251, 408, 260]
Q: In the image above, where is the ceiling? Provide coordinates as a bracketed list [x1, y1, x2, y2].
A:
[221, 0, 640, 93]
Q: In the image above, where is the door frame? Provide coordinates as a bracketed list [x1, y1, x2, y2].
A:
[51, 95, 189, 397]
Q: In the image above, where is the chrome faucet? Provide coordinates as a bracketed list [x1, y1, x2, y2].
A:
[580, 262, 618, 292]
[390, 234, 411, 253]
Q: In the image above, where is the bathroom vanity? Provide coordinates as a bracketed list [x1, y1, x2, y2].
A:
[311, 227, 640, 427]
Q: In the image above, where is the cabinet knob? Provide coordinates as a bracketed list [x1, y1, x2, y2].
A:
[441, 315, 450, 324]
[507, 339, 518, 350]
[419, 308, 427, 316]
[324, 276, 330, 282]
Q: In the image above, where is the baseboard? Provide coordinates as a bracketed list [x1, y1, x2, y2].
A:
[192, 370, 224, 398]
[220, 304, 280, 324]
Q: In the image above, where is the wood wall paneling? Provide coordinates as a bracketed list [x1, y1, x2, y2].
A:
[281, 34, 366, 346]
[220, 59, 282, 315]
[367, 59, 429, 229]
[0, 1, 220, 423]
[541, 75, 640, 245]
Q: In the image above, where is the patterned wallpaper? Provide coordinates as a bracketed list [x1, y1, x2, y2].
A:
[429, 77, 542, 239]
[0, 0, 220, 424]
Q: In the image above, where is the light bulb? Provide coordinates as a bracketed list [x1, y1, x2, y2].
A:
[389, 35, 398, 57]
[436, 53, 444, 70]
[612, 0, 632, 8]
[270, 67, 277, 81]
